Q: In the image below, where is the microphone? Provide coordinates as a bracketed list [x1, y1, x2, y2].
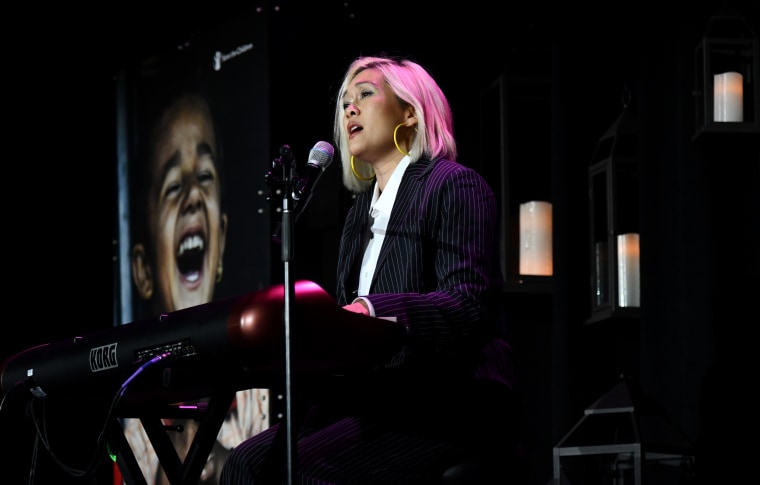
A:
[293, 141, 334, 203]
[272, 141, 334, 243]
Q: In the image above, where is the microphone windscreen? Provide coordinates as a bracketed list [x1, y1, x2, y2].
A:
[308, 141, 334, 168]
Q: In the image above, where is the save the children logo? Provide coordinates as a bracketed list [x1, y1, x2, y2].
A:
[213, 43, 254, 71]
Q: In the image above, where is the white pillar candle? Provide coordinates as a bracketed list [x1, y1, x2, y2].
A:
[714, 71, 743, 122]
[617, 233, 640, 308]
[519, 201, 553, 276]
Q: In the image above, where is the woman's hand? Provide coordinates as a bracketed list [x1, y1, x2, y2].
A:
[343, 300, 370, 315]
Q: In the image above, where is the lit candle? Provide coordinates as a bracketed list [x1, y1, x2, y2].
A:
[519, 201, 552, 276]
[617, 233, 640, 307]
[713, 71, 743, 122]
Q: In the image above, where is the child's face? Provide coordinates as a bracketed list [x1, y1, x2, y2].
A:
[147, 96, 226, 312]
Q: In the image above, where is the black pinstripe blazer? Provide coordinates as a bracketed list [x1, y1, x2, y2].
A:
[336, 157, 516, 389]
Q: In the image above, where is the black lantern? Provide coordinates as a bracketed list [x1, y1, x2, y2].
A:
[587, 104, 641, 324]
[693, 5, 760, 141]
[553, 375, 695, 485]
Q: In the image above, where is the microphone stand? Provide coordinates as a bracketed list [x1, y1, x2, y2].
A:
[268, 144, 297, 485]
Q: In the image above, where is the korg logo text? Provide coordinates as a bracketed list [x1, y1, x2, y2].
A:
[90, 343, 118, 372]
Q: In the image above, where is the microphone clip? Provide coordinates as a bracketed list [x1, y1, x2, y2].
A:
[265, 144, 299, 204]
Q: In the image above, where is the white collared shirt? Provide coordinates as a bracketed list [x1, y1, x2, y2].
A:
[357, 155, 411, 297]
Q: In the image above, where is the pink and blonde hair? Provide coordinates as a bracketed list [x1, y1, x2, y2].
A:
[333, 55, 457, 193]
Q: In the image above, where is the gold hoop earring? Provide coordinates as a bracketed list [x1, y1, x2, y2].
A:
[393, 123, 411, 156]
[216, 261, 223, 283]
[351, 155, 375, 181]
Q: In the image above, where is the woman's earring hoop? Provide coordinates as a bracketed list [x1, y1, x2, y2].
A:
[351, 155, 375, 181]
[394, 123, 412, 156]
[216, 261, 223, 283]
